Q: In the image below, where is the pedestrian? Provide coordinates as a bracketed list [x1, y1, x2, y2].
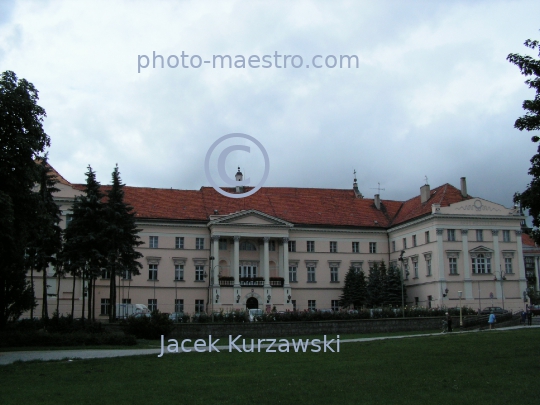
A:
[446, 312, 453, 332]
[488, 311, 496, 330]
[527, 307, 533, 326]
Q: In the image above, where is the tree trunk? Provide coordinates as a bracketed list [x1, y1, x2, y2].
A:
[30, 268, 34, 319]
[42, 267, 48, 322]
[87, 276, 92, 322]
[81, 272, 86, 323]
[109, 265, 116, 322]
[71, 273, 76, 319]
[56, 271, 61, 315]
[92, 277, 96, 321]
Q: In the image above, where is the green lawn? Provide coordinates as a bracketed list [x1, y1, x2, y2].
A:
[1, 328, 537, 405]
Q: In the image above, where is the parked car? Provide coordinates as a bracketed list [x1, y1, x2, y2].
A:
[480, 306, 509, 315]
[529, 305, 540, 316]
[169, 312, 185, 322]
[248, 308, 263, 322]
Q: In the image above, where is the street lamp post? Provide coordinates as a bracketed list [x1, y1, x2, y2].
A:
[398, 251, 405, 318]
[458, 290, 463, 327]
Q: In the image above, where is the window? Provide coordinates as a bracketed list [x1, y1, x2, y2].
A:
[100, 298, 110, 315]
[196, 238, 205, 250]
[503, 230, 510, 242]
[391, 241, 396, 252]
[174, 264, 184, 281]
[149, 264, 158, 280]
[404, 264, 409, 280]
[195, 299, 204, 313]
[219, 239, 227, 250]
[307, 266, 316, 282]
[369, 242, 377, 253]
[240, 241, 256, 251]
[122, 298, 131, 304]
[330, 241, 337, 253]
[101, 269, 111, 279]
[148, 299, 157, 312]
[352, 263, 363, 272]
[175, 237, 184, 249]
[414, 297, 419, 306]
[289, 265, 297, 282]
[425, 231, 430, 243]
[241, 265, 257, 278]
[331, 300, 339, 311]
[269, 240, 276, 251]
[427, 295, 432, 308]
[288, 240, 296, 252]
[403, 238, 407, 249]
[504, 257, 513, 274]
[307, 241, 315, 252]
[330, 266, 339, 282]
[175, 299, 184, 313]
[122, 270, 132, 280]
[447, 230, 455, 242]
[412, 235, 417, 247]
[149, 236, 158, 248]
[476, 230, 483, 242]
[449, 258, 458, 275]
[308, 300, 316, 311]
[195, 265, 205, 281]
[426, 259, 432, 276]
[472, 254, 491, 274]
[292, 300, 297, 311]
[413, 261, 418, 278]
[352, 242, 359, 253]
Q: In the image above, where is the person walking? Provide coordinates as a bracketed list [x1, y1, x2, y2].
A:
[446, 312, 453, 332]
[488, 311, 496, 330]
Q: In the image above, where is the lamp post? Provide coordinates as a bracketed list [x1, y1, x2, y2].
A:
[458, 290, 463, 327]
[398, 250, 405, 318]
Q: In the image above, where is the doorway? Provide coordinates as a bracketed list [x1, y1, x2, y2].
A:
[246, 297, 259, 309]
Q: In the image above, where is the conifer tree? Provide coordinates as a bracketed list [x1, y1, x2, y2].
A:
[103, 165, 143, 321]
[64, 165, 106, 320]
[366, 262, 383, 307]
[339, 266, 367, 309]
[25, 157, 63, 322]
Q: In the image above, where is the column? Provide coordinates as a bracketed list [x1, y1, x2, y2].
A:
[283, 237, 290, 288]
[233, 236, 240, 288]
[212, 235, 220, 287]
[461, 229, 472, 299]
[436, 228, 445, 306]
[263, 237, 270, 288]
[492, 230, 503, 301]
[278, 241, 284, 279]
[516, 230, 527, 295]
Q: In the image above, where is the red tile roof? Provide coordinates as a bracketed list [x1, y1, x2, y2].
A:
[66, 178, 473, 228]
[522, 233, 538, 248]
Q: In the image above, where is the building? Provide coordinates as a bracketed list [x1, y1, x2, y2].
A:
[28, 167, 538, 319]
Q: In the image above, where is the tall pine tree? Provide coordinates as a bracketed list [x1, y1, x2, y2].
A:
[103, 165, 143, 321]
[366, 262, 383, 308]
[64, 165, 107, 320]
[339, 266, 367, 309]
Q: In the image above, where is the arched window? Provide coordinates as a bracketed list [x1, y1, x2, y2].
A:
[240, 241, 257, 251]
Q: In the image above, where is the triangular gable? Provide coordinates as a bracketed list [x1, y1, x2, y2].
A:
[469, 246, 494, 254]
[438, 198, 515, 216]
[208, 210, 293, 227]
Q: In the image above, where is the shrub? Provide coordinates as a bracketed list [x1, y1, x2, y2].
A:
[120, 310, 174, 339]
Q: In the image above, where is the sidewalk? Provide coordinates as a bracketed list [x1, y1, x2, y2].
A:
[1, 324, 538, 365]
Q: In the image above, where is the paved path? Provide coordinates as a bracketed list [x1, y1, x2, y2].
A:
[1, 324, 538, 366]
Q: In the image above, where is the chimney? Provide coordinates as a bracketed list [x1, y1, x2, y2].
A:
[460, 177, 467, 197]
[374, 194, 381, 210]
[420, 183, 430, 204]
[235, 167, 244, 193]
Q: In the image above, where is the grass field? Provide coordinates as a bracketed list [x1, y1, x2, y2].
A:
[1, 328, 538, 405]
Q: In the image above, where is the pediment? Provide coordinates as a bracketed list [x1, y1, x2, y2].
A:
[469, 246, 494, 257]
[439, 198, 516, 216]
[208, 210, 293, 227]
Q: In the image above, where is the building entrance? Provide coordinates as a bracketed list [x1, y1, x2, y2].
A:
[246, 297, 259, 309]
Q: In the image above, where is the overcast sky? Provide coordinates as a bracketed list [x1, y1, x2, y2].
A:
[1, 0, 540, 209]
